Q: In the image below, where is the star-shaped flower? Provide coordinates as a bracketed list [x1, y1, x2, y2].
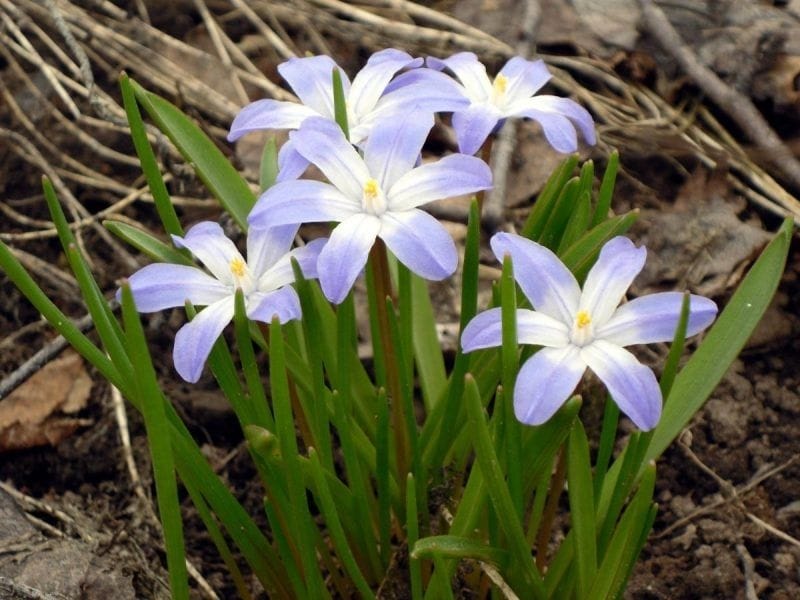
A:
[425, 52, 596, 155]
[126, 222, 324, 382]
[248, 111, 492, 303]
[227, 49, 467, 147]
[461, 233, 717, 430]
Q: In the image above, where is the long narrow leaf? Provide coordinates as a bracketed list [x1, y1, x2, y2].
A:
[644, 218, 792, 463]
[119, 73, 183, 236]
[120, 283, 189, 600]
[130, 78, 256, 229]
[566, 421, 597, 599]
[464, 374, 544, 598]
[104, 220, 192, 265]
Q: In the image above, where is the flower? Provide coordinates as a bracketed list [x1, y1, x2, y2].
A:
[227, 48, 467, 147]
[125, 222, 325, 382]
[425, 52, 596, 155]
[248, 111, 492, 303]
[461, 233, 717, 430]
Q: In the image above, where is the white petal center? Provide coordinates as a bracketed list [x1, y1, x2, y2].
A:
[229, 257, 255, 295]
[570, 309, 594, 347]
[491, 74, 508, 107]
[361, 178, 387, 216]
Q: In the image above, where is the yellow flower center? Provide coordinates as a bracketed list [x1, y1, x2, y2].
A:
[230, 257, 246, 278]
[493, 74, 508, 96]
[361, 178, 386, 215]
[363, 178, 379, 200]
[575, 310, 592, 329]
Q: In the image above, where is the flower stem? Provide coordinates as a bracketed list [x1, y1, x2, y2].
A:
[368, 239, 409, 486]
[535, 443, 567, 571]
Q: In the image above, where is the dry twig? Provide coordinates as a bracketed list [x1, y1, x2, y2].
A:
[639, 0, 800, 193]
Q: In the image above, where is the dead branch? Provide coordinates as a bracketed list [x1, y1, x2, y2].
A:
[639, 0, 800, 193]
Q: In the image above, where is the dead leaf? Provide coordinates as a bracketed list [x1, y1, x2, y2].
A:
[0, 351, 93, 451]
[631, 168, 773, 298]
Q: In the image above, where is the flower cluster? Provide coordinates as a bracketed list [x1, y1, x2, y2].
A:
[125, 48, 716, 431]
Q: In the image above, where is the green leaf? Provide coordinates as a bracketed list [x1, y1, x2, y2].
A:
[130, 78, 256, 229]
[521, 154, 579, 240]
[411, 273, 447, 410]
[104, 220, 192, 265]
[464, 374, 545, 598]
[269, 319, 329, 599]
[644, 218, 793, 464]
[332, 68, 350, 139]
[406, 474, 424, 600]
[119, 72, 183, 237]
[120, 283, 189, 600]
[412, 535, 509, 569]
[560, 211, 638, 280]
[566, 421, 597, 599]
[538, 177, 580, 250]
[308, 448, 375, 600]
[420, 199, 481, 467]
[500, 257, 522, 519]
[660, 293, 691, 400]
[233, 290, 273, 430]
[588, 464, 655, 600]
[259, 137, 279, 192]
[557, 191, 592, 254]
[592, 150, 619, 226]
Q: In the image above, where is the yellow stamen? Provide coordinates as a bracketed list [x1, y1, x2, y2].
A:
[576, 310, 592, 329]
[493, 74, 508, 95]
[363, 178, 379, 200]
[230, 257, 246, 278]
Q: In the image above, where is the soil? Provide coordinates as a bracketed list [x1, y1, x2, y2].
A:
[1, 1, 799, 599]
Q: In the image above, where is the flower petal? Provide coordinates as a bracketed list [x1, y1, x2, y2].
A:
[388, 153, 492, 211]
[126, 264, 230, 311]
[318, 214, 381, 303]
[246, 286, 302, 323]
[173, 297, 234, 383]
[379, 209, 457, 280]
[461, 307, 569, 352]
[427, 52, 492, 102]
[509, 106, 578, 153]
[276, 139, 310, 182]
[581, 340, 662, 430]
[227, 100, 318, 142]
[172, 222, 243, 285]
[490, 232, 580, 324]
[580, 236, 647, 326]
[508, 95, 596, 149]
[380, 68, 471, 111]
[597, 292, 718, 346]
[498, 57, 552, 101]
[249, 180, 358, 230]
[514, 345, 586, 425]
[278, 55, 349, 118]
[259, 237, 327, 291]
[363, 109, 434, 190]
[246, 224, 297, 278]
[348, 49, 421, 121]
[452, 105, 503, 155]
[290, 117, 370, 199]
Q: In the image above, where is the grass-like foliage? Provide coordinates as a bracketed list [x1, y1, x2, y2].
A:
[0, 52, 792, 599]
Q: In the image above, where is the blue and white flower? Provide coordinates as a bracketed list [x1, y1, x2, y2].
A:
[461, 233, 717, 430]
[425, 52, 596, 155]
[248, 111, 492, 303]
[227, 48, 467, 147]
[126, 222, 324, 382]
